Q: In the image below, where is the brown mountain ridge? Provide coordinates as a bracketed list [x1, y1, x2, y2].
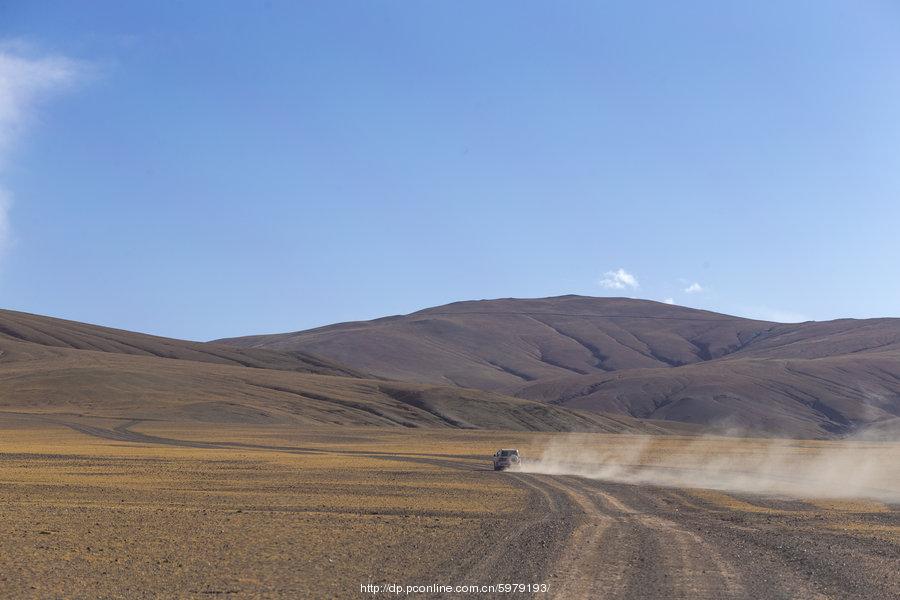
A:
[218, 296, 900, 437]
[0, 307, 670, 434]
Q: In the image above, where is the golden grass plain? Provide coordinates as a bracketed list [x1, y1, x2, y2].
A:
[1, 417, 898, 598]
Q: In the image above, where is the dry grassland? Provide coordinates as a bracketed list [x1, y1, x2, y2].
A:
[0, 420, 524, 598]
[1, 417, 898, 598]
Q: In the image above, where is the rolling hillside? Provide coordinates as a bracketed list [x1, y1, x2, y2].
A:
[0, 309, 669, 434]
[0, 309, 364, 377]
[219, 296, 900, 436]
[219, 296, 777, 389]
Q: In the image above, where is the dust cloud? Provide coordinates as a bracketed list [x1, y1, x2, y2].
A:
[518, 433, 900, 503]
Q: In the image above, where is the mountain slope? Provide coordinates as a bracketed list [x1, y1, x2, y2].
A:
[218, 296, 900, 436]
[0, 308, 675, 434]
[0, 308, 364, 377]
[516, 352, 900, 437]
[219, 296, 777, 389]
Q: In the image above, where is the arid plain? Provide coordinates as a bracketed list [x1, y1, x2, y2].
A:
[2, 413, 898, 599]
[1, 303, 899, 598]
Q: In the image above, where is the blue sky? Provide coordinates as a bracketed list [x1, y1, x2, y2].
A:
[1, 1, 899, 340]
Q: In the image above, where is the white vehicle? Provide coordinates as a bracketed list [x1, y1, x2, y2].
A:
[492, 448, 520, 471]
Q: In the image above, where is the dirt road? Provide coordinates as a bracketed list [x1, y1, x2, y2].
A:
[470, 472, 900, 600]
[41, 418, 900, 599]
[1, 416, 897, 599]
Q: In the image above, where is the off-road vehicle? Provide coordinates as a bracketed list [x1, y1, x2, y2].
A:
[492, 449, 520, 471]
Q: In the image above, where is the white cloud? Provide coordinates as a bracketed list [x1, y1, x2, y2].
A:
[0, 43, 85, 256]
[683, 282, 704, 294]
[599, 268, 639, 290]
[662, 297, 675, 305]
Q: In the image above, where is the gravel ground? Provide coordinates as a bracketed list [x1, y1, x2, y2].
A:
[1, 420, 897, 599]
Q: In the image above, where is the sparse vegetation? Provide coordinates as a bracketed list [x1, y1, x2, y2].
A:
[1, 420, 897, 598]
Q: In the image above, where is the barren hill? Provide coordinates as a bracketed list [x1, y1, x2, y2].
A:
[0, 308, 668, 434]
[218, 296, 776, 388]
[0, 308, 364, 377]
[219, 296, 900, 436]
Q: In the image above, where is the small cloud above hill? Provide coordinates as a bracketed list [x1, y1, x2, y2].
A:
[599, 268, 639, 290]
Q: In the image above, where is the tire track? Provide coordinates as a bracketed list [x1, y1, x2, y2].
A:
[446, 473, 580, 595]
[568, 478, 899, 599]
[539, 475, 744, 600]
[645, 487, 900, 599]
[28, 415, 898, 599]
[535, 476, 625, 599]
